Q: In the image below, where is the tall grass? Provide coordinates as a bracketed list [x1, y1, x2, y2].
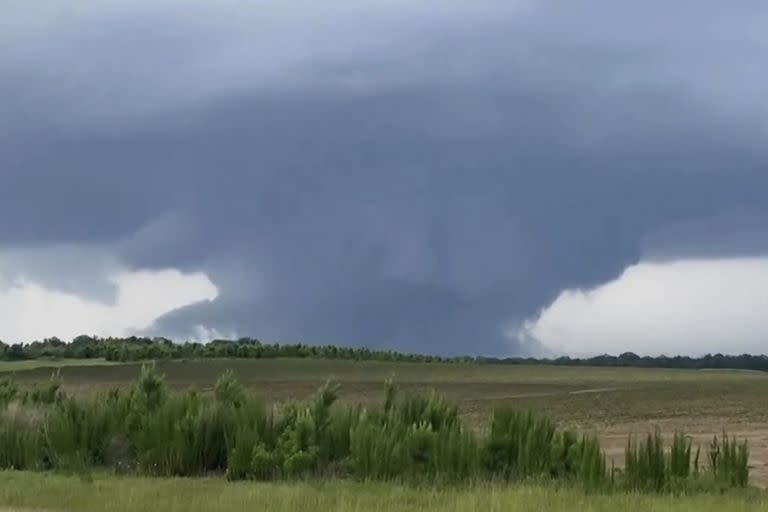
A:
[623, 429, 749, 492]
[709, 433, 749, 487]
[0, 366, 751, 492]
[347, 385, 479, 483]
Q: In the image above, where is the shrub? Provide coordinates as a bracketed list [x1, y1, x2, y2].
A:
[394, 392, 458, 432]
[283, 448, 319, 478]
[133, 364, 167, 412]
[251, 442, 279, 480]
[484, 407, 557, 479]
[431, 425, 480, 482]
[349, 414, 407, 480]
[0, 369, 751, 493]
[215, 370, 245, 409]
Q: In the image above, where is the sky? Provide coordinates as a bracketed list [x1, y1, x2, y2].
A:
[2, 1, 768, 356]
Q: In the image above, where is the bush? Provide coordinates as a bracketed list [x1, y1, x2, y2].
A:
[0, 369, 752, 493]
[283, 448, 318, 478]
[349, 418, 406, 480]
[251, 442, 279, 480]
[484, 407, 557, 479]
[215, 370, 245, 409]
[133, 364, 166, 411]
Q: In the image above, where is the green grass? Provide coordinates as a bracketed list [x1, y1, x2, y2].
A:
[0, 471, 766, 512]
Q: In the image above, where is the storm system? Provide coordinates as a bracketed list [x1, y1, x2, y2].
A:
[2, 1, 768, 356]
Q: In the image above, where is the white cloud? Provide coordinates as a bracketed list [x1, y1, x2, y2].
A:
[518, 258, 768, 357]
[0, 268, 218, 343]
[191, 324, 238, 343]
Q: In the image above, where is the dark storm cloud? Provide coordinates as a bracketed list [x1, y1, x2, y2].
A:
[2, 1, 768, 354]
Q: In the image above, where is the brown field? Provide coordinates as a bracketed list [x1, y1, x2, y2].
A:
[4, 357, 768, 485]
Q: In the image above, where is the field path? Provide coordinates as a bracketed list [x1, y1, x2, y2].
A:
[462, 386, 624, 401]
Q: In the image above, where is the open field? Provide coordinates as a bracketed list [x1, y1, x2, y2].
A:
[3, 358, 768, 485]
[0, 358, 119, 372]
[0, 471, 767, 512]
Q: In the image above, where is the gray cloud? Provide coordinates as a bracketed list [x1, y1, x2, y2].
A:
[2, 1, 768, 354]
[0, 245, 119, 303]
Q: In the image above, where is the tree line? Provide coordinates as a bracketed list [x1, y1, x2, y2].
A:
[1, 336, 767, 372]
[480, 352, 768, 372]
[0, 336, 463, 364]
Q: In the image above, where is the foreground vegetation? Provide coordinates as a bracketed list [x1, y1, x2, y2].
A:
[3, 336, 768, 374]
[1, 472, 766, 512]
[0, 366, 750, 493]
[6, 357, 768, 431]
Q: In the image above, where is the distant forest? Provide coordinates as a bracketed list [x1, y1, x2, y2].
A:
[1, 336, 767, 372]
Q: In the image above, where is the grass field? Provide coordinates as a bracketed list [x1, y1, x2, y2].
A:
[4, 357, 767, 425]
[0, 471, 767, 512]
[0, 359, 768, 486]
[0, 358, 119, 372]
